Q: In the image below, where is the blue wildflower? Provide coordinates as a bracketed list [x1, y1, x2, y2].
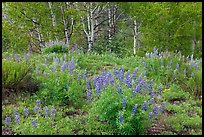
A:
[36, 99, 41, 105]
[153, 106, 159, 116]
[5, 115, 11, 125]
[122, 97, 127, 109]
[86, 90, 91, 99]
[119, 112, 124, 124]
[50, 106, 56, 117]
[34, 106, 39, 113]
[132, 104, 138, 115]
[132, 67, 139, 79]
[44, 106, 49, 117]
[24, 107, 29, 117]
[15, 54, 19, 62]
[86, 81, 91, 89]
[14, 109, 18, 116]
[77, 73, 81, 81]
[118, 85, 122, 95]
[161, 102, 166, 113]
[148, 112, 153, 120]
[14, 115, 20, 124]
[31, 120, 37, 127]
[142, 101, 147, 111]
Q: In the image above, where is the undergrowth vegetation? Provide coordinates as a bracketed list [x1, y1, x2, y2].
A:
[2, 47, 202, 135]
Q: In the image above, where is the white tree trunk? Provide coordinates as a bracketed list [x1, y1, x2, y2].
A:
[48, 2, 58, 42]
[133, 20, 137, 55]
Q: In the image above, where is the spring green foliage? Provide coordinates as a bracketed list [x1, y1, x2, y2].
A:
[2, 2, 202, 58]
[42, 44, 69, 54]
[2, 58, 38, 93]
[2, 46, 202, 135]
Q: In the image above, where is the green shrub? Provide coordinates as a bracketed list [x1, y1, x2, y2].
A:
[90, 83, 162, 135]
[2, 59, 39, 95]
[42, 44, 69, 54]
[34, 56, 87, 108]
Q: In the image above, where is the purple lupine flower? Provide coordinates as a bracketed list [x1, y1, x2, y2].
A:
[24, 107, 29, 117]
[5, 115, 11, 125]
[148, 112, 153, 120]
[31, 120, 37, 127]
[131, 104, 138, 115]
[44, 106, 49, 117]
[36, 99, 41, 105]
[150, 52, 153, 58]
[194, 63, 198, 70]
[158, 85, 162, 93]
[14, 115, 20, 124]
[50, 65, 56, 72]
[50, 106, 56, 117]
[125, 77, 132, 88]
[142, 101, 147, 111]
[102, 68, 106, 76]
[86, 81, 91, 89]
[149, 98, 154, 105]
[14, 109, 18, 116]
[119, 112, 124, 124]
[144, 62, 146, 68]
[149, 91, 155, 97]
[132, 67, 139, 79]
[77, 73, 81, 81]
[143, 70, 146, 76]
[161, 102, 166, 113]
[154, 49, 158, 56]
[137, 74, 142, 83]
[118, 85, 122, 95]
[95, 83, 101, 95]
[86, 90, 91, 99]
[176, 63, 179, 70]
[110, 77, 114, 85]
[93, 76, 98, 87]
[153, 106, 159, 118]
[54, 56, 59, 63]
[15, 54, 19, 62]
[122, 97, 127, 109]
[149, 80, 153, 91]
[34, 106, 39, 113]
[61, 64, 67, 72]
[84, 71, 87, 80]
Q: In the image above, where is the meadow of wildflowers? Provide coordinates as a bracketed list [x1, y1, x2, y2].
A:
[2, 46, 202, 135]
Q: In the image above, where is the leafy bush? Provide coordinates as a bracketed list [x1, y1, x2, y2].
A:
[2, 59, 39, 95]
[89, 68, 166, 135]
[34, 56, 87, 108]
[93, 33, 130, 57]
[42, 44, 69, 54]
[2, 100, 72, 135]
